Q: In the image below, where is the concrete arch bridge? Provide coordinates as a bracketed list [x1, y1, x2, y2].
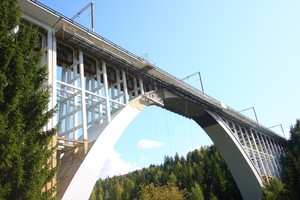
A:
[19, 1, 286, 199]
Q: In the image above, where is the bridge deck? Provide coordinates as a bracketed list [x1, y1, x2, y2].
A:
[20, 0, 285, 143]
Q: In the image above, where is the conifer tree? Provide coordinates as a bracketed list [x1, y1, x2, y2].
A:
[189, 182, 204, 200]
[139, 183, 186, 200]
[262, 178, 284, 200]
[281, 120, 300, 199]
[0, 0, 57, 199]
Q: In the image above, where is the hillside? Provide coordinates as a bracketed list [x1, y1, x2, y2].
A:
[89, 145, 242, 200]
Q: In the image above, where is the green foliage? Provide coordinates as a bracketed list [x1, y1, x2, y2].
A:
[0, 0, 57, 199]
[189, 182, 204, 200]
[281, 120, 300, 199]
[90, 145, 242, 200]
[111, 182, 123, 200]
[138, 183, 186, 200]
[262, 119, 300, 200]
[262, 178, 284, 200]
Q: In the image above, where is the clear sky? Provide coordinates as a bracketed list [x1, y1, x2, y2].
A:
[37, 0, 300, 178]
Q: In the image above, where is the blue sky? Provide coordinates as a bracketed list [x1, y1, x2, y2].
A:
[37, 0, 300, 178]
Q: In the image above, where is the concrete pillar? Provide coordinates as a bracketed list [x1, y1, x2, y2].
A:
[47, 29, 57, 130]
[139, 77, 144, 94]
[102, 61, 111, 122]
[79, 51, 88, 144]
[122, 70, 129, 105]
[96, 61, 103, 119]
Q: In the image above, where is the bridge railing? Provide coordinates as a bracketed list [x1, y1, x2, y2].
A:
[32, 0, 145, 63]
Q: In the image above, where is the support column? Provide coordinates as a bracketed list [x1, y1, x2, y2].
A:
[91, 76, 96, 122]
[246, 129, 267, 177]
[269, 138, 282, 177]
[47, 30, 57, 130]
[116, 70, 121, 102]
[102, 61, 111, 122]
[240, 127, 248, 148]
[79, 51, 88, 152]
[96, 61, 103, 120]
[46, 28, 57, 197]
[66, 68, 71, 137]
[58, 67, 66, 136]
[251, 130, 268, 179]
[86, 75, 90, 124]
[133, 78, 138, 96]
[73, 50, 79, 140]
[122, 70, 129, 105]
[259, 134, 273, 178]
[139, 77, 144, 94]
[237, 125, 259, 172]
[264, 136, 277, 177]
[250, 130, 267, 179]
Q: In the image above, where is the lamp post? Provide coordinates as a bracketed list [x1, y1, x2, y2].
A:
[181, 71, 204, 93]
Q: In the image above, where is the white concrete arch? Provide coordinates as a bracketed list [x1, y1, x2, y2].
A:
[193, 111, 263, 200]
[160, 90, 263, 200]
[61, 96, 150, 200]
[61, 90, 263, 200]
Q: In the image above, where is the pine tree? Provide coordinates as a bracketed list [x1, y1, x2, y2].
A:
[0, 0, 57, 199]
[139, 183, 186, 200]
[262, 178, 284, 200]
[281, 120, 300, 199]
[189, 182, 204, 200]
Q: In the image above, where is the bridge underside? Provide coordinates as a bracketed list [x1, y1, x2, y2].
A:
[155, 90, 263, 200]
[58, 90, 283, 200]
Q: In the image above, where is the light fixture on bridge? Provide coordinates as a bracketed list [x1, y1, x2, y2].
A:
[268, 124, 286, 139]
[71, 1, 94, 32]
[239, 106, 259, 124]
[181, 71, 204, 93]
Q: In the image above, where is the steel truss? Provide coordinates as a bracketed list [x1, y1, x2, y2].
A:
[220, 116, 285, 181]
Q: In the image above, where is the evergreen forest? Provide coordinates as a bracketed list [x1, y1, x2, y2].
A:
[262, 120, 300, 200]
[90, 120, 300, 200]
[89, 145, 242, 200]
[0, 0, 57, 199]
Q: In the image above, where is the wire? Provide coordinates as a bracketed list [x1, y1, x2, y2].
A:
[164, 109, 175, 157]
